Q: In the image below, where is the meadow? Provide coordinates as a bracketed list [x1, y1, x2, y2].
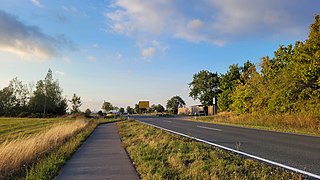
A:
[117, 120, 303, 179]
[0, 117, 118, 179]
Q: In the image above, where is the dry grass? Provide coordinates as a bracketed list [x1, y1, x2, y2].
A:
[0, 120, 88, 178]
[191, 112, 320, 136]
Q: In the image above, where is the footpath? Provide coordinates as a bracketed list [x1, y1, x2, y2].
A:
[55, 123, 139, 180]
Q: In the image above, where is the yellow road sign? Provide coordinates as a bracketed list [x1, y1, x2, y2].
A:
[139, 101, 149, 109]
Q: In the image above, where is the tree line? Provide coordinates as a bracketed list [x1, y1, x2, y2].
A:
[0, 69, 71, 117]
[189, 15, 320, 118]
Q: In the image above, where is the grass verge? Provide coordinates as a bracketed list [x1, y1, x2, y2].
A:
[117, 120, 303, 179]
[185, 112, 320, 136]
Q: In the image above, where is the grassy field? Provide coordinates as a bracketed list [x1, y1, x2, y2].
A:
[185, 112, 320, 136]
[0, 117, 120, 179]
[0, 118, 72, 143]
[117, 120, 303, 179]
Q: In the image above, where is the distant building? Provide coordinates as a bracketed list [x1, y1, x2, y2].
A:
[178, 105, 216, 116]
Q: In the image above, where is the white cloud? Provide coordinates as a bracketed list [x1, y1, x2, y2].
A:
[0, 10, 72, 60]
[55, 71, 65, 76]
[142, 47, 156, 58]
[105, 0, 318, 45]
[31, 0, 43, 8]
[87, 55, 96, 61]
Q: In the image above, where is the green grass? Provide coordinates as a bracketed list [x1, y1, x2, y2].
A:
[117, 120, 303, 179]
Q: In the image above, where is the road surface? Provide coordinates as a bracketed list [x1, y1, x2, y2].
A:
[134, 116, 320, 178]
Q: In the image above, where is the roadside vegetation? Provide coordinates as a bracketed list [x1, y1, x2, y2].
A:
[117, 120, 302, 179]
[0, 117, 119, 179]
[187, 15, 320, 134]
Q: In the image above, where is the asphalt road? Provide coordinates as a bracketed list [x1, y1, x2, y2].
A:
[134, 116, 320, 177]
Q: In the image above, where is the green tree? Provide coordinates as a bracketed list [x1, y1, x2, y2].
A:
[102, 101, 113, 112]
[84, 108, 91, 117]
[189, 70, 219, 106]
[69, 93, 82, 114]
[119, 107, 125, 114]
[230, 64, 259, 114]
[29, 69, 67, 115]
[166, 96, 185, 114]
[155, 104, 165, 113]
[218, 64, 241, 111]
[126, 106, 134, 114]
[0, 86, 15, 116]
[134, 104, 141, 114]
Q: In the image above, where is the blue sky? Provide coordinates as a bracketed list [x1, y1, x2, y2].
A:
[0, 0, 319, 111]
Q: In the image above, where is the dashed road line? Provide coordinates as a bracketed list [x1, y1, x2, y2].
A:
[197, 125, 222, 131]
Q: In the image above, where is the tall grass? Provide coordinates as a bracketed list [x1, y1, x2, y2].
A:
[191, 112, 320, 136]
[0, 120, 88, 178]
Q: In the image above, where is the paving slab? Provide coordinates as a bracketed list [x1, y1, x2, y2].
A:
[55, 123, 139, 180]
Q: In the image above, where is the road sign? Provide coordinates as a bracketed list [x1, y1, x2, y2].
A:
[139, 101, 149, 109]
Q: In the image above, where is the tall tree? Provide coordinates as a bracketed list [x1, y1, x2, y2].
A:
[218, 64, 241, 111]
[189, 70, 219, 106]
[166, 96, 185, 114]
[29, 69, 67, 115]
[102, 101, 113, 112]
[69, 93, 82, 114]
[0, 86, 15, 116]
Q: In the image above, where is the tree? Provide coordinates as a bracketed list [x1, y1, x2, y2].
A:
[126, 106, 134, 114]
[119, 107, 125, 114]
[102, 101, 113, 112]
[84, 108, 91, 118]
[0, 86, 15, 116]
[218, 64, 241, 111]
[134, 104, 141, 114]
[166, 96, 185, 114]
[155, 104, 165, 113]
[69, 93, 82, 114]
[29, 69, 67, 115]
[8, 77, 30, 113]
[189, 70, 219, 106]
[97, 110, 104, 117]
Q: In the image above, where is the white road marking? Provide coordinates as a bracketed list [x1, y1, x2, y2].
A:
[164, 120, 172, 123]
[137, 120, 320, 179]
[197, 125, 222, 131]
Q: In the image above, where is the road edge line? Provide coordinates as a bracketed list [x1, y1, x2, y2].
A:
[137, 120, 320, 179]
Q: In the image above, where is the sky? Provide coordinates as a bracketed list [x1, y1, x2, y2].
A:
[0, 0, 319, 111]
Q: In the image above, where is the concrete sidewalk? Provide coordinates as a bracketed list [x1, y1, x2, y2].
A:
[55, 123, 139, 180]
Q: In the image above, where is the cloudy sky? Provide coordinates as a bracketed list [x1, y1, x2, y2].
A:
[0, 0, 319, 111]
